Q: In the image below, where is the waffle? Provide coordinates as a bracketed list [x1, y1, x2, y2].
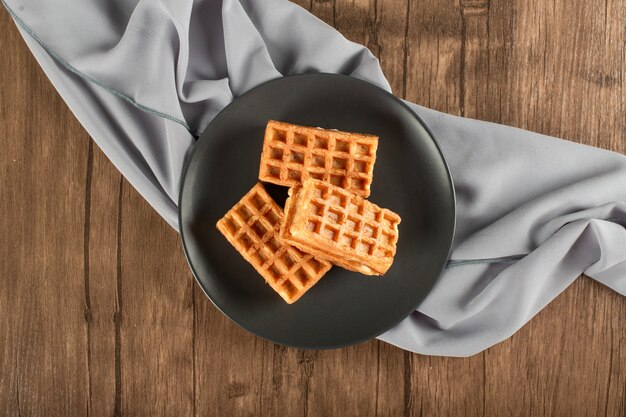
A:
[281, 179, 400, 276]
[259, 120, 378, 197]
[216, 183, 332, 304]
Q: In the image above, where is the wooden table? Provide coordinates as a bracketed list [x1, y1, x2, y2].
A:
[1, 1, 624, 416]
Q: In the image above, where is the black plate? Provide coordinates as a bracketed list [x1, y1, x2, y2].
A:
[179, 74, 455, 349]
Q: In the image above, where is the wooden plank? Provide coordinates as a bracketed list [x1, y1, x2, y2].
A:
[193, 288, 268, 417]
[334, 0, 380, 56]
[407, 355, 486, 417]
[297, 4, 396, 417]
[484, 279, 626, 417]
[374, 0, 408, 96]
[373, 342, 405, 417]
[399, 1, 487, 416]
[310, 0, 336, 26]
[0, 16, 25, 415]
[193, 7, 310, 416]
[305, 344, 380, 417]
[118, 183, 194, 416]
[258, 345, 308, 417]
[84, 143, 122, 417]
[484, 0, 625, 150]
[332, 2, 411, 416]
[0, 11, 90, 416]
[404, 0, 463, 114]
[462, 1, 625, 417]
[460, 0, 490, 119]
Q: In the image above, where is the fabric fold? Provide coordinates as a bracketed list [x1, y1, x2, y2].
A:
[4, 0, 624, 356]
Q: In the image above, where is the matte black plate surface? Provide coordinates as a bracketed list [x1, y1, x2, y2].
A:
[179, 74, 455, 349]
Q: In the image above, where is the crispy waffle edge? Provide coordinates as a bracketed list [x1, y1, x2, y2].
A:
[216, 182, 332, 304]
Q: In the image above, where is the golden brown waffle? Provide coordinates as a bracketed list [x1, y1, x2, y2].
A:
[259, 120, 378, 197]
[216, 183, 332, 304]
[281, 179, 401, 276]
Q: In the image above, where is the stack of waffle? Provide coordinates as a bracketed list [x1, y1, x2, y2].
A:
[217, 120, 401, 304]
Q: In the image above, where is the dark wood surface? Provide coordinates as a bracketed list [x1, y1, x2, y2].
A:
[1, 1, 624, 416]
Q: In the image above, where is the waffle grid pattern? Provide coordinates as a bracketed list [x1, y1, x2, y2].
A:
[259, 121, 378, 197]
[217, 183, 331, 303]
[304, 181, 399, 260]
[284, 180, 400, 275]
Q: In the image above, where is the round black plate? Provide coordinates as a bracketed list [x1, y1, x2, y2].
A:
[179, 74, 455, 349]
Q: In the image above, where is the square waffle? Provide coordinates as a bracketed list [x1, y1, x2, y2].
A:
[216, 183, 332, 304]
[281, 179, 401, 276]
[259, 120, 378, 197]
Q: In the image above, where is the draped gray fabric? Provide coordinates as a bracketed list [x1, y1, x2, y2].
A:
[4, 0, 624, 356]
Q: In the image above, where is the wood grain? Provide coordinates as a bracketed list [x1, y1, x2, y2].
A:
[0, 1, 624, 416]
[118, 179, 195, 416]
[84, 142, 121, 417]
[0, 12, 91, 416]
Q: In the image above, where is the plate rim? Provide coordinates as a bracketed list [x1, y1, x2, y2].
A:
[178, 72, 456, 349]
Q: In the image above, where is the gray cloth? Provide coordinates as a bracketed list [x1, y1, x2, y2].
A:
[4, 0, 624, 356]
